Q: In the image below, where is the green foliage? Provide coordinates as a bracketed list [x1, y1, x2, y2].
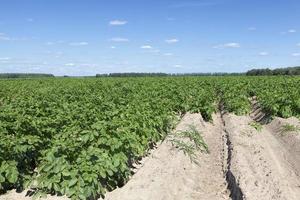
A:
[249, 122, 263, 132]
[246, 66, 300, 76]
[169, 125, 209, 164]
[280, 124, 300, 135]
[0, 76, 299, 199]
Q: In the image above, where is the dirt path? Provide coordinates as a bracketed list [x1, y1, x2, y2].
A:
[223, 114, 300, 200]
[104, 113, 229, 200]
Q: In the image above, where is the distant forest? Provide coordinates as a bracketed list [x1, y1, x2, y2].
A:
[96, 72, 243, 77]
[246, 66, 300, 76]
[96, 66, 300, 77]
[0, 66, 299, 79]
[0, 73, 54, 79]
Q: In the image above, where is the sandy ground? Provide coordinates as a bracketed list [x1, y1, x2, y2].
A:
[1, 112, 300, 200]
[223, 114, 300, 200]
[0, 191, 69, 200]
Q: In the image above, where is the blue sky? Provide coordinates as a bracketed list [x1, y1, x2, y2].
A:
[0, 0, 300, 76]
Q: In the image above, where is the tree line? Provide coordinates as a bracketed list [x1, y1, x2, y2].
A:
[0, 73, 54, 79]
[246, 66, 300, 76]
[96, 72, 243, 77]
[1, 66, 299, 79]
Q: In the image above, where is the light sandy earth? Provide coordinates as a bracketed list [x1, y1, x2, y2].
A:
[0, 191, 69, 200]
[224, 114, 300, 200]
[1, 113, 300, 200]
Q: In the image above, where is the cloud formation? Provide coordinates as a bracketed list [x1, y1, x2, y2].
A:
[27, 18, 34, 22]
[213, 42, 241, 49]
[259, 52, 269, 56]
[65, 63, 75, 66]
[0, 57, 11, 62]
[165, 38, 179, 44]
[69, 42, 88, 46]
[109, 20, 128, 26]
[141, 45, 153, 49]
[174, 64, 182, 68]
[110, 37, 129, 42]
[288, 29, 296, 33]
[292, 53, 300, 57]
[0, 33, 11, 41]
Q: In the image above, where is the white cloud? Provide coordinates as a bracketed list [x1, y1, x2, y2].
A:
[109, 20, 128, 26]
[213, 42, 241, 49]
[46, 42, 54, 45]
[259, 52, 269, 56]
[0, 57, 11, 60]
[248, 27, 256, 31]
[165, 38, 179, 44]
[110, 46, 116, 49]
[288, 29, 296, 33]
[292, 53, 300, 57]
[110, 37, 129, 42]
[224, 43, 240, 48]
[69, 42, 88, 46]
[141, 45, 152, 49]
[0, 57, 12, 63]
[164, 53, 173, 56]
[65, 63, 75, 66]
[0, 33, 11, 41]
[282, 29, 297, 34]
[27, 18, 34, 22]
[174, 64, 182, 68]
[167, 17, 175, 21]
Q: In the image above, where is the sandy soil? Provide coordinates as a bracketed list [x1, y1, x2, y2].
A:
[0, 191, 69, 200]
[223, 113, 300, 200]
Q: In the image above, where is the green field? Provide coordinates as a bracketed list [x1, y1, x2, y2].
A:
[0, 76, 299, 199]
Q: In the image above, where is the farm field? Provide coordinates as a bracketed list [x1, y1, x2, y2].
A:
[0, 76, 300, 200]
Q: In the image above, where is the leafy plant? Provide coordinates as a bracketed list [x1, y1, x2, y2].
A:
[249, 121, 263, 132]
[169, 125, 209, 164]
[0, 76, 299, 199]
[280, 124, 300, 135]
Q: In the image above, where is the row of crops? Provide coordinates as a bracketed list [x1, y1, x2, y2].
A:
[0, 76, 299, 199]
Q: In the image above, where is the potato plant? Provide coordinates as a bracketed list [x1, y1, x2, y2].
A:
[0, 76, 299, 199]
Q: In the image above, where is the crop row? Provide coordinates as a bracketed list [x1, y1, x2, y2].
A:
[0, 76, 299, 199]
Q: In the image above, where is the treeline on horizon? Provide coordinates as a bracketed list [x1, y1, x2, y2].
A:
[0, 66, 299, 79]
[97, 66, 300, 77]
[0, 73, 54, 79]
[95, 72, 243, 77]
[246, 66, 300, 76]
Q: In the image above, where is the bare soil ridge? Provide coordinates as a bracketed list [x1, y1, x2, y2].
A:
[224, 114, 300, 200]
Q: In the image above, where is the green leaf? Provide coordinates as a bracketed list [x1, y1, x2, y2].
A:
[0, 174, 5, 183]
[68, 178, 78, 187]
[62, 170, 71, 176]
[99, 171, 106, 179]
[7, 171, 18, 183]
